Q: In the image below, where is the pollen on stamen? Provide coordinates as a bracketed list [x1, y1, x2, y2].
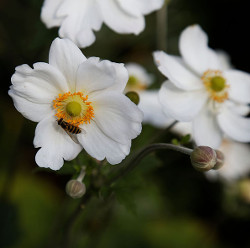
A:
[53, 92, 94, 126]
[202, 70, 229, 103]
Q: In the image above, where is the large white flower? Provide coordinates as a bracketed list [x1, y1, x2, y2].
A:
[153, 24, 250, 148]
[9, 38, 143, 170]
[125, 63, 173, 128]
[41, 0, 164, 48]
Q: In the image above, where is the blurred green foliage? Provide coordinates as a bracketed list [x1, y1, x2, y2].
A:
[1, 0, 250, 247]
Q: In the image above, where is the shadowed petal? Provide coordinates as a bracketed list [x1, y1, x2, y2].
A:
[34, 114, 82, 170]
[217, 108, 250, 142]
[9, 89, 53, 122]
[225, 69, 250, 104]
[159, 81, 207, 121]
[192, 106, 223, 148]
[41, 0, 64, 28]
[91, 92, 143, 144]
[78, 121, 131, 165]
[76, 58, 128, 94]
[99, 0, 145, 35]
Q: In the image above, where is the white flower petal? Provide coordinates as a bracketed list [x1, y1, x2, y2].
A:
[57, 0, 103, 48]
[192, 106, 223, 148]
[78, 121, 131, 165]
[90, 92, 143, 144]
[117, 0, 164, 17]
[217, 108, 250, 142]
[206, 140, 250, 182]
[159, 81, 207, 121]
[179, 25, 221, 75]
[153, 51, 202, 90]
[41, 0, 64, 28]
[216, 50, 232, 70]
[11, 62, 68, 103]
[139, 90, 173, 128]
[126, 63, 154, 88]
[224, 70, 250, 104]
[225, 101, 250, 116]
[172, 122, 192, 136]
[49, 38, 86, 91]
[8, 88, 52, 123]
[99, 0, 145, 35]
[76, 58, 128, 94]
[34, 114, 82, 170]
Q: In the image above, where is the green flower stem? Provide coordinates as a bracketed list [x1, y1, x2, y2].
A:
[108, 143, 193, 185]
[156, 0, 168, 51]
[76, 166, 86, 182]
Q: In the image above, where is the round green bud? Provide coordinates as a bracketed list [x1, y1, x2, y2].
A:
[125, 91, 140, 105]
[190, 146, 217, 172]
[66, 179, 86, 199]
[66, 101, 82, 117]
[211, 76, 226, 92]
[212, 150, 225, 170]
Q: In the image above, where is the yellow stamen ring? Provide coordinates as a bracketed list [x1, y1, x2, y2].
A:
[202, 70, 229, 103]
[53, 92, 94, 126]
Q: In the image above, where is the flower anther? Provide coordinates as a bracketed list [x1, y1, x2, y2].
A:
[202, 70, 229, 103]
[53, 92, 94, 126]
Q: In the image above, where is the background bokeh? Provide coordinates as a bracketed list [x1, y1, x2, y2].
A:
[1, 0, 250, 247]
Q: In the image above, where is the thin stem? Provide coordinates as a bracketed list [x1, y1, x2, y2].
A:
[77, 166, 86, 182]
[108, 143, 193, 185]
[156, 1, 168, 51]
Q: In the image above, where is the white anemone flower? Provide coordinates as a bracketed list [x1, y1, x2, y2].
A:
[153, 24, 250, 148]
[9, 38, 143, 170]
[125, 63, 173, 128]
[173, 122, 250, 182]
[41, 0, 164, 48]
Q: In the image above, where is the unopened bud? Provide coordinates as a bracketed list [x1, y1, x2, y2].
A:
[125, 91, 140, 105]
[212, 150, 225, 170]
[190, 146, 217, 172]
[66, 179, 86, 199]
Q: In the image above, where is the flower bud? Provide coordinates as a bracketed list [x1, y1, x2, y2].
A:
[190, 146, 217, 172]
[212, 150, 225, 170]
[66, 179, 86, 199]
[125, 91, 140, 105]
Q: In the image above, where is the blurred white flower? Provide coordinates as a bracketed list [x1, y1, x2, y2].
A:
[41, 0, 164, 48]
[207, 140, 250, 182]
[154, 24, 250, 148]
[125, 63, 173, 128]
[9, 38, 143, 170]
[173, 122, 250, 182]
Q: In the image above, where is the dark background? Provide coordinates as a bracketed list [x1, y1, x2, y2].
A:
[1, 0, 250, 247]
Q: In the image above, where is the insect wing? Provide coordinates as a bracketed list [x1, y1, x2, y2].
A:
[64, 129, 79, 144]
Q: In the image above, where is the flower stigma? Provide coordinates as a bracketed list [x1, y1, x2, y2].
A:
[127, 75, 146, 91]
[53, 92, 94, 126]
[202, 70, 229, 103]
[66, 101, 81, 117]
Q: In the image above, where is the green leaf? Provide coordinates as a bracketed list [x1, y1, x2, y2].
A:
[180, 134, 191, 145]
[171, 138, 180, 146]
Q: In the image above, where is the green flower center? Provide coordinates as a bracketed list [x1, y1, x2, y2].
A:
[127, 75, 138, 86]
[66, 101, 82, 117]
[210, 76, 226, 92]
